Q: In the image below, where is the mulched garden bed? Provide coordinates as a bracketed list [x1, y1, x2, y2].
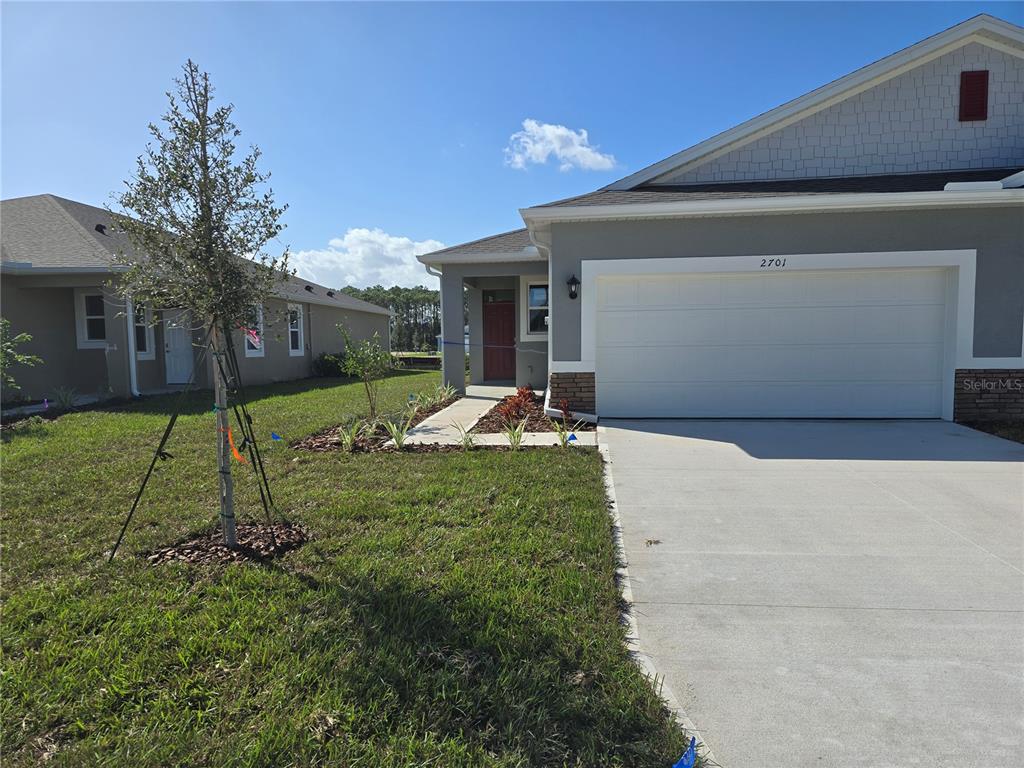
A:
[471, 392, 596, 433]
[143, 522, 309, 566]
[291, 395, 461, 453]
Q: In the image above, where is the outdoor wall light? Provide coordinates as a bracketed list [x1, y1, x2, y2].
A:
[567, 274, 580, 300]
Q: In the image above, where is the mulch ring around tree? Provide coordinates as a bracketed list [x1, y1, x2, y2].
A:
[471, 393, 596, 434]
[143, 522, 309, 566]
[290, 396, 461, 453]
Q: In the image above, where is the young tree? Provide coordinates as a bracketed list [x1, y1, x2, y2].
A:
[112, 60, 289, 548]
[0, 317, 42, 397]
[338, 327, 392, 420]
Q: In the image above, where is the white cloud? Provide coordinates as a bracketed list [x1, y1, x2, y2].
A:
[289, 228, 445, 289]
[504, 118, 616, 172]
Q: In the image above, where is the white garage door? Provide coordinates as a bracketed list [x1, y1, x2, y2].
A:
[596, 267, 949, 418]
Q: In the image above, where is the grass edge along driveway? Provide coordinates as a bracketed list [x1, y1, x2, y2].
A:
[2, 373, 689, 767]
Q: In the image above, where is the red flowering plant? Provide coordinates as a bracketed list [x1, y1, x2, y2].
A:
[497, 387, 535, 426]
[496, 399, 522, 426]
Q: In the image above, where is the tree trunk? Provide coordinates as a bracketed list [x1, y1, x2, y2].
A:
[212, 324, 238, 549]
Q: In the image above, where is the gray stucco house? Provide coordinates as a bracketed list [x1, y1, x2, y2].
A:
[1, 194, 391, 403]
[419, 14, 1024, 422]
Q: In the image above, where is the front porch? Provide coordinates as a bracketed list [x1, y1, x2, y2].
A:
[437, 262, 549, 393]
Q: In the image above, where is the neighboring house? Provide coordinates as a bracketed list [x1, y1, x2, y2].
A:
[419, 14, 1024, 422]
[1, 194, 390, 402]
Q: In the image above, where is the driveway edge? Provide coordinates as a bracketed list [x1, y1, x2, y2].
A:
[598, 439, 719, 766]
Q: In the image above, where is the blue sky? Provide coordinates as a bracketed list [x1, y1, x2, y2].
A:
[3, 1, 1022, 288]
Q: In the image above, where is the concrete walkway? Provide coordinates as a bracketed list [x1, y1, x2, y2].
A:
[601, 419, 1024, 768]
[406, 386, 598, 447]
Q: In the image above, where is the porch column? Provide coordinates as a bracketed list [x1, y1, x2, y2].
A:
[439, 269, 465, 392]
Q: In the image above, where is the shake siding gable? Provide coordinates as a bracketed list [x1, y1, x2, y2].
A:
[657, 42, 1024, 184]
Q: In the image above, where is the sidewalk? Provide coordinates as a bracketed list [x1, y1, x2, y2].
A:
[406, 386, 598, 447]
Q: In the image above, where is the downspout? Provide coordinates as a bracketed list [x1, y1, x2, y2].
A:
[124, 295, 141, 397]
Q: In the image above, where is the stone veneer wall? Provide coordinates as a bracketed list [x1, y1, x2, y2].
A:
[954, 369, 1024, 422]
[548, 372, 596, 414]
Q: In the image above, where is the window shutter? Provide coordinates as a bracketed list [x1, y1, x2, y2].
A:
[959, 70, 989, 121]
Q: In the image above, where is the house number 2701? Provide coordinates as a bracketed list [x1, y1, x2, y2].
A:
[760, 258, 787, 268]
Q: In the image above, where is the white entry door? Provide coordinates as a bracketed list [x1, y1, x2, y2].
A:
[595, 267, 950, 418]
[163, 309, 194, 385]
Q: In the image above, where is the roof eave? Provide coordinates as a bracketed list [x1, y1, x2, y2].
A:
[416, 248, 545, 267]
[0, 264, 123, 275]
[0, 263, 389, 314]
[521, 188, 1024, 225]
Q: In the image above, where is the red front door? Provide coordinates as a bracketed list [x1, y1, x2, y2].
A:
[483, 301, 515, 381]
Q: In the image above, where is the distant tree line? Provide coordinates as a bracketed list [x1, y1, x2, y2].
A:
[341, 285, 441, 352]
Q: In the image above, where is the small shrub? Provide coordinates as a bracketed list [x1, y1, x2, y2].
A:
[384, 414, 415, 449]
[411, 383, 456, 413]
[451, 421, 476, 452]
[338, 328, 393, 420]
[0, 317, 42, 395]
[403, 397, 420, 421]
[552, 418, 585, 448]
[52, 386, 77, 410]
[558, 398, 572, 423]
[312, 353, 346, 377]
[416, 389, 439, 410]
[502, 418, 527, 451]
[337, 421, 363, 452]
[496, 399, 521, 426]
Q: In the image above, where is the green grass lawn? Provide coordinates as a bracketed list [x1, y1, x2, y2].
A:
[1, 373, 686, 766]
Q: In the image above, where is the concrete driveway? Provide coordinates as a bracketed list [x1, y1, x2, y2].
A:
[601, 420, 1024, 768]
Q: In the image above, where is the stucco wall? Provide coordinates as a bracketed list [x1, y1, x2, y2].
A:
[227, 299, 312, 386]
[307, 301, 390, 359]
[2, 278, 390, 400]
[438, 260, 548, 391]
[659, 42, 1024, 184]
[1, 277, 109, 400]
[221, 299, 389, 387]
[548, 206, 1024, 361]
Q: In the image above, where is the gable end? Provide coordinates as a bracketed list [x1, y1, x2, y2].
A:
[653, 41, 1023, 185]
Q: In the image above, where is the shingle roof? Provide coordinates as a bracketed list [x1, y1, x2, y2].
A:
[417, 228, 538, 262]
[529, 168, 1023, 209]
[276, 274, 390, 315]
[1, 194, 389, 316]
[1, 194, 116, 269]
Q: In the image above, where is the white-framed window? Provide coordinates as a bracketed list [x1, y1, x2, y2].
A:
[287, 303, 304, 356]
[244, 305, 265, 358]
[133, 303, 155, 361]
[520, 276, 549, 340]
[74, 288, 107, 349]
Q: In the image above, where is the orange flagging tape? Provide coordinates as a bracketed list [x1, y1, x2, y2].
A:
[227, 426, 248, 464]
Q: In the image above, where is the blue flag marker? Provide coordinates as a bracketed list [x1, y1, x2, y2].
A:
[271, 432, 283, 441]
[672, 737, 696, 768]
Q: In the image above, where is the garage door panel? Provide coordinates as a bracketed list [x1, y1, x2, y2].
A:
[600, 381, 944, 418]
[600, 343, 943, 384]
[599, 303, 946, 348]
[595, 268, 948, 418]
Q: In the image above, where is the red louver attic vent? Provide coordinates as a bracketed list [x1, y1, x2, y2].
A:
[959, 70, 989, 122]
